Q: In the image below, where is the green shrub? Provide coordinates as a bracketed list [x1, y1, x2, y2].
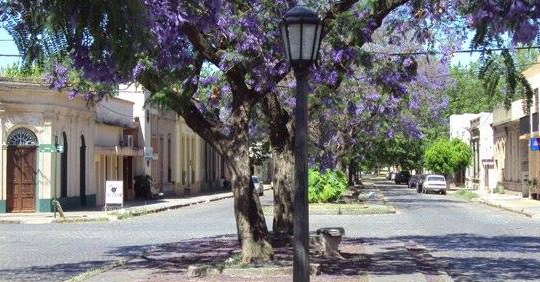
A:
[423, 138, 472, 175]
[308, 169, 347, 203]
[454, 189, 478, 200]
[134, 174, 152, 199]
[494, 185, 505, 194]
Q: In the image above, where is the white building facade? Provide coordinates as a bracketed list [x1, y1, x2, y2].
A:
[449, 113, 496, 192]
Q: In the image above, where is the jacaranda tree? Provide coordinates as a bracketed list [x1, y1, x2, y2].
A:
[2, 0, 539, 263]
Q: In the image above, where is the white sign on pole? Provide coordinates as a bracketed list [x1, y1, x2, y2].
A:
[105, 181, 124, 206]
[143, 146, 154, 160]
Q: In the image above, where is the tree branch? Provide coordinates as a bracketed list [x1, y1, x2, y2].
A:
[262, 91, 294, 152]
[181, 22, 254, 112]
[137, 57, 229, 156]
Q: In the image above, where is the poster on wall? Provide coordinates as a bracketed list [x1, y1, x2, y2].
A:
[530, 138, 540, 151]
[105, 181, 124, 207]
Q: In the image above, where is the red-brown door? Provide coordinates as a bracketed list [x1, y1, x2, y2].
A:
[123, 156, 133, 200]
[7, 147, 37, 212]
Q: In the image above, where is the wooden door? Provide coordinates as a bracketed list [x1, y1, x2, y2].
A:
[7, 147, 37, 212]
[122, 156, 133, 200]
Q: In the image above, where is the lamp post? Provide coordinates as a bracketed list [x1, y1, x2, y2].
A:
[280, 2, 323, 281]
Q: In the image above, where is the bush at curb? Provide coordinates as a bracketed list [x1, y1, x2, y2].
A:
[453, 189, 478, 201]
[53, 217, 109, 224]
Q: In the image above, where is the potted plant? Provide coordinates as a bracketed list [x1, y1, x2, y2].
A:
[134, 174, 153, 199]
[530, 178, 538, 200]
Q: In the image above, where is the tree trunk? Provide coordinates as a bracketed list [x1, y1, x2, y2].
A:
[228, 149, 274, 263]
[272, 149, 295, 236]
[348, 162, 355, 186]
[261, 93, 295, 237]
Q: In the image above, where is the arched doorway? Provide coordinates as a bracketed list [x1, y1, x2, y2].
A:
[6, 127, 38, 212]
[80, 135, 86, 206]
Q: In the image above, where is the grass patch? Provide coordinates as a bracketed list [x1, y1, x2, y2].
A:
[66, 259, 127, 282]
[493, 186, 505, 194]
[53, 217, 109, 223]
[263, 203, 395, 215]
[110, 208, 150, 220]
[453, 189, 479, 201]
[221, 253, 249, 269]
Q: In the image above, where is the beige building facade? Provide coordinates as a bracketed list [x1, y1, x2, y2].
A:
[522, 61, 540, 190]
[492, 99, 528, 192]
[0, 80, 96, 212]
[0, 80, 227, 213]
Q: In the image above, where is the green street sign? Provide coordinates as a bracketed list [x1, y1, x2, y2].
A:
[39, 144, 63, 153]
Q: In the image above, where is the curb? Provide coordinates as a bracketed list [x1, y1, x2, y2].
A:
[471, 198, 535, 218]
[114, 194, 236, 220]
[53, 217, 110, 224]
[64, 257, 130, 282]
[0, 219, 21, 224]
[404, 241, 454, 282]
[123, 186, 272, 218]
[1, 187, 274, 224]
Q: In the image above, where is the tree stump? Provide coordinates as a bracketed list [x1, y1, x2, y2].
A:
[316, 227, 345, 258]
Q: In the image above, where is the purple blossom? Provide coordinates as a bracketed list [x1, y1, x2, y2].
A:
[200, 75, 220, 87]
[132, 63, 145, 79]
[386, 129, 395, 139]
[45, 63, 69, 90]
[67, 89, 78, 100]
[513, 21, 538, 44]
[83, 92, 94, 101]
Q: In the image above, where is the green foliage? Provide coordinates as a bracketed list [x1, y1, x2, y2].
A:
[478, 48, 539, 109]
[0, 63, 45, 80]
[528, 178, 538, 193]
[134, 174, 153, 199]
[308, 169, 347, 203]
[358, 134, 424, 171]
[423, 138, 472, 175]
[454, 189, 479, 201]
[447, 62, 504, 116]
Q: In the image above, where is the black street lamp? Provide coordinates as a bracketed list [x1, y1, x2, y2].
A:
[281, 1, 323, 281]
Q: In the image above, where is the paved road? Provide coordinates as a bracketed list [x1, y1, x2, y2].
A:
[322, 180, 540, 282]
[1, 181, 540, 281]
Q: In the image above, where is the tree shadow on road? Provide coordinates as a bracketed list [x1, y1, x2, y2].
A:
[3, 233, 540, 281]
[0, 260, 111, 282]
[350, 234, 540, 281]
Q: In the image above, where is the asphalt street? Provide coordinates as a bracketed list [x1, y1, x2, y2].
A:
[1, 180, 540, 281]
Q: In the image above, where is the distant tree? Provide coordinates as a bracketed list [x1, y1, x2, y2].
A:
[0, 62, 45, 80]
[423, 138, 472, 175]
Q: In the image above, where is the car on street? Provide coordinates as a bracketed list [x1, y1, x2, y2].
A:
[394, 171, 411, 184]
[252, 176, 263, 196]
[416, 174, 426, 193]
[421, 174, 447, 194]
[408, 175, 420, 189]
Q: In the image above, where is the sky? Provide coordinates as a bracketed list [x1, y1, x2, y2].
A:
[0, 28, 21, 69]
[0, 28, 479, 70]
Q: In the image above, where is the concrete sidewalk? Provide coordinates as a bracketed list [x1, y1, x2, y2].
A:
[470, 191, 540, 219]
[0, 185, 271, 224]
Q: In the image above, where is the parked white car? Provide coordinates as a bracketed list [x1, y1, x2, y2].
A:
[421, 175, 447, 195]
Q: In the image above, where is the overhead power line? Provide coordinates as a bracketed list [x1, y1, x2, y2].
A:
[370, 46, 540, 56]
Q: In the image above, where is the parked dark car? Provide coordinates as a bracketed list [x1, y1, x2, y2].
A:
[394, 171, 411, 184]
[408, 175, 419, 189]
[416, 174, 427, 193]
